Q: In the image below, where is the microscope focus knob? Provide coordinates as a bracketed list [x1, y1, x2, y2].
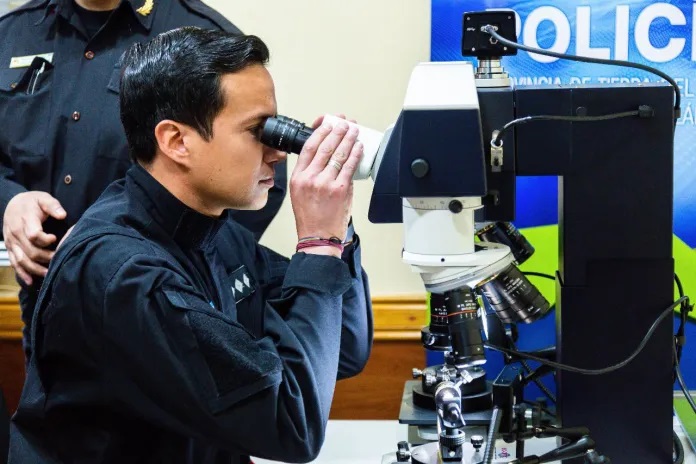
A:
[411, 158, 430, 178]
[448, 200, 464, 214]
[471, 435, 484, 451]
[396, 441, 411, 462]
[439, 430, 467, 448]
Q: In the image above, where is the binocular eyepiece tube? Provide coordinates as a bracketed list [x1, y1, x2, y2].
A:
[259, 114, 384, 181]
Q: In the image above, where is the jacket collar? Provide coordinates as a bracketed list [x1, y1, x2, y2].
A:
[126, 164, 229, 250]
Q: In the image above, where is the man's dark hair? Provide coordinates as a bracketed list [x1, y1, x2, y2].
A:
[120, 27, 270, 163]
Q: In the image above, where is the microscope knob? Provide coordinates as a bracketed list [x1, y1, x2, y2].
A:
[396, 441, 411, 462]
[424, 373, 438, 387]
[439, 430, 467, 448]
[412, 368, 424, 379]
[448, 200, 464, 214]
[411, 159, 430, 178]
[471, 435, 484, 451]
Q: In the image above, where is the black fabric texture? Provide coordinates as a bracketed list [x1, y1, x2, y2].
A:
[73, 3, 113, 38]
[283, 253, 352, 296]
[187, 311, 280, 398]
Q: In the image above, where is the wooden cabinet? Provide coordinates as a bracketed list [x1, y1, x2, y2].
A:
[0, 294, 427, 419]
[0, 294, 24, 416]
[331, 296, 426, 419]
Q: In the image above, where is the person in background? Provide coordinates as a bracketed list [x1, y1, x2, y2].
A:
[0, 0, 288, 352]
[9, 27, 372, 464]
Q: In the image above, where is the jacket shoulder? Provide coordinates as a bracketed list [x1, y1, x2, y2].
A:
[0, 0, 48, 24]
[178, 0, 242, 34]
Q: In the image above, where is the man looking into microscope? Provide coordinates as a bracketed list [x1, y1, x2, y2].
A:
[9, 27, 372, 463]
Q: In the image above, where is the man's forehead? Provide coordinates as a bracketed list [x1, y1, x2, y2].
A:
[221, 66, 275, 98]
[221, 67, 276, 118]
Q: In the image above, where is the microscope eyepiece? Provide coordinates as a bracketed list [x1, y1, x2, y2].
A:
[259, 114, 384, 181]
[260, 115, 314, 154]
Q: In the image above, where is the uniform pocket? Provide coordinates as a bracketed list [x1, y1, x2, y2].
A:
[94, 64, 129, 165]
[0, 60, 55, 186]
[161, 287, 282, 413]
[0, 68, 25, 92]
[0, 57, 54, 95]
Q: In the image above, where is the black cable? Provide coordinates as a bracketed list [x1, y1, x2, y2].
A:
[485, 297, 688, 375]
[674, 344, 696, 414]
[675, 274, 685, 301]
[509, 335, 557, 404]
[520, 358, 556, 404]
[493, 110, 642, 147]
[674, 274, 691, 365]
[482, 26, 681, 123]
[673, 429, 684, 464]
[522, 271, 555, 281]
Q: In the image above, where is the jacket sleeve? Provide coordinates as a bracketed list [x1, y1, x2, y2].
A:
[94, 249, 352, 462]
[255, 230, 373, 380]
[0, 147, 27, 234]
[335, 233, 373, 379]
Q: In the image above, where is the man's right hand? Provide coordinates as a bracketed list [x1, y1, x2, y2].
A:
[290, 118, 363, 258]
[2, 191, 67, 285]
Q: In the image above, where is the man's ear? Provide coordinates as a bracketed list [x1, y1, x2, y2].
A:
[154, 120, 195, 168]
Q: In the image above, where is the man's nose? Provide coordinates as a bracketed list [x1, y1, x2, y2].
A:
[264, 146, 287, 163]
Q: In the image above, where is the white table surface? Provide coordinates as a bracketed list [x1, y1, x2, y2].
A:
[253, 419, 696, 464]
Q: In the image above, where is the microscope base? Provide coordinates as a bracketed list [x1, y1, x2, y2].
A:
[381, 438, 560, 464]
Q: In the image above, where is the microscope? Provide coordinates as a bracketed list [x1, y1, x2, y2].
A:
[260, 10, 677, 463]
[367, 11, 675, 464]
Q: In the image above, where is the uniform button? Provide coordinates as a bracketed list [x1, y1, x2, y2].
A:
[84, 50, 95, 60]
[64, 175, 72, 185]
[10, 82, 17, 89]
[72, 111, 81, 121]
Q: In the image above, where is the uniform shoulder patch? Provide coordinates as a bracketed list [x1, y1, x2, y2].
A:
[229, 265, 256, 303]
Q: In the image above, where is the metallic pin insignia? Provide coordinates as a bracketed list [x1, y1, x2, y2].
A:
[136, 0, 154, 16]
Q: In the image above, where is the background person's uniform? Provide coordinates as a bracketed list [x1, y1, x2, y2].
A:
[0, 0, 288, 344]
[9, 165, 373, 464]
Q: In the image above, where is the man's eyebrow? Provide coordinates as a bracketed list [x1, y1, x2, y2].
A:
[242, 112, 276, 125]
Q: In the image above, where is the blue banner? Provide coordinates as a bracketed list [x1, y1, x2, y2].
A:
[432, 0, 696, 246]
[430, 0, 696, 391]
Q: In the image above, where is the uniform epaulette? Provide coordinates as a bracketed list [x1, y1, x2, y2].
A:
[0, 0, 49, 24]
[179, 0, 242, 35]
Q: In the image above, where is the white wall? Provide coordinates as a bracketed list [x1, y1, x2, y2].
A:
[205, 0, 432, 295]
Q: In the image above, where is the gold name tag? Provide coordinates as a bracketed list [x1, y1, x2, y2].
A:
[9, 53, 54, 69]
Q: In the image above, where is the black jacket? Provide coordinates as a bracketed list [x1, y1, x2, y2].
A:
[9, 165, 373, 463]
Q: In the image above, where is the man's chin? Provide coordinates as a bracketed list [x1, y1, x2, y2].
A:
[233, 194, 268, 211]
